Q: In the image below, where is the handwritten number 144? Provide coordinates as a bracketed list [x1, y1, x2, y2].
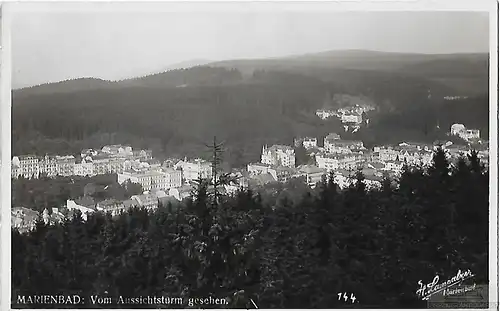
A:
[338, 292, 357, 303]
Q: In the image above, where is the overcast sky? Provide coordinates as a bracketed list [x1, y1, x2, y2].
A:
[11, 3, 490, 89]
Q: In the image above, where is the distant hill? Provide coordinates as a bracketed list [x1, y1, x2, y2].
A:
[12, 50, 489, 163]
[209, 50, 489, 95]
[14, 78, 117, 98]
[14, 50, 488, 97]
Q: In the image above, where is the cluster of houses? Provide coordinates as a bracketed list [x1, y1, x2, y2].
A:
[259, 132, 490, 191]
[12, 134, 489, 232]
[11, 145, 154, 180]
[316, 104, 375, 133]
[450, 123, 481, 142]
[443, 96, 469, 100]
[316, 104, 374, 123]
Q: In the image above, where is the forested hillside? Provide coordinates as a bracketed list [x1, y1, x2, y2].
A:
[12, 50, 489, 164]
[12, 149, 489, 308]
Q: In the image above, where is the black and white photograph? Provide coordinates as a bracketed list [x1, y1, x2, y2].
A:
[7, 1, 498, 309]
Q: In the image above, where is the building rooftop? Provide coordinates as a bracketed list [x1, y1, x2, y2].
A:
[266, 145, 294, 152]
[298, 165, 326, 174]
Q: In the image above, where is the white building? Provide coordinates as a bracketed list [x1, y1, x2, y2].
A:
[39, 155, 58, 177]
[55, 156, 76, 177]
[316, 109, 336, 120]
[247, 163, 273, 175]
[461, 129, 480, 141]
[302, 137, 318, 149]
[163, 167, 183, 189]
[66, 199, 96, 221]
[13, 155, 40, 179]
[324, 139, 365, 154]
[450, 124, 480, 141]
[297, 165, 327, 188]
[102, 145, 133, 157]
[341, 113, 363, 124]
[73, 160, 95, 177]
[323, 133, 341, 147]
[315, 153, 361, 172]
[451, 124, 466, 135]
[261, 145, 296, 168]
[118, 169, 166, 191]
[174, 159, 212, 183]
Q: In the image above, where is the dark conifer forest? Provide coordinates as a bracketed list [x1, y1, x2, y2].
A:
[12, 148, 489, 308]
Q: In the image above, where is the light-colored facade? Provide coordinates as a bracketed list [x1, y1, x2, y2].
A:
[66, 199, 96, 221]
[341, 113, 363, 124]
[297, 165, 327, 188]
[247, 163, 273, 175]
[324, 139, 365, 154]
[131, 193, 158, 210]
[92, 158, 110, 175]
[174, 159, 212, 183]
[450, 124, 466, 136]
[450, 124, 480, 141]
[13, 155, 40, 179]
[316, 153, 361, 172]
[462, 129, 480, 140]
[55, 155, 76, 177]
[118, 169, 166, 191]
[39, 156, 58, 177]
[169, 185, 193, 201]
[261, 145, 296, 168]
[163, 168, 183, 189]
[73, 161, 95, 177]
[316, 109, 336, 120]
[302, 137, 318, 149]
[102, 145, 133, 157]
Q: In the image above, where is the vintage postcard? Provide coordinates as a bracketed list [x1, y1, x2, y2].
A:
[2, 0, 498, 309]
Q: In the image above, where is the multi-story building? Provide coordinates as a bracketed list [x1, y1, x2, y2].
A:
[384, 160, 404, 173]
[11, 164, 22, 179]
[377, 147, 399, 162]
[323, 133, 341, 147]
[102, 145, 133, 157]
[261, 145, 296, 168]
[55, 156, 76, 177]
[39, 155, 58, 177]
[294, 137, 317, 149]
[324, 139, 365, 154]
[316, 109, 336, 120]
[92, 157, 111, 175]
[73, 160, 95, 177]
[108, 157, 126, 174]
[174, 159, 212, 183]
[163, 168, 183, 189]
[341, 113, 363, 124]
[316, 153, 363, 172]
[247, 163, 273, 176]
[297, 165, 327, 188]
[12, 155, 40, 179]
[133, 149, 153, 161]
[461, 129, 480, 141]
[302, 137, 318, 149]
[450, 124, 466, 136]
[118, 168, 167, 191]
[96, 199, 126, 216]
[450, 124, 480, 141]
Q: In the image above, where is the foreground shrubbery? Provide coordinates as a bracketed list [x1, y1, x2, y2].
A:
[12, 149, 489, 308]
